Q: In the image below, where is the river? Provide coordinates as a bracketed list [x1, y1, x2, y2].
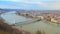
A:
[1, 11, 60, 34]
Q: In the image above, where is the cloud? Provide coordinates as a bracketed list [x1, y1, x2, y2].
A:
[9, 0, 60, 10]
[0, 0, 60, 10]
[42, 2, 60, 10]
[0, 5, 22, 9]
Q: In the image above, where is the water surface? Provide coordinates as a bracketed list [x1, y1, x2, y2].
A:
[1, 11, 32, 25]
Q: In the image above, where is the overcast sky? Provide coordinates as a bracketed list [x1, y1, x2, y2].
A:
[0, 0, 60, 10]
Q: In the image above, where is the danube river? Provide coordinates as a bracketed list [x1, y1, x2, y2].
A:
[1, 11, 60, 34]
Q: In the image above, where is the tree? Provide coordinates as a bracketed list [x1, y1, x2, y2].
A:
[25, 13, 29, 16]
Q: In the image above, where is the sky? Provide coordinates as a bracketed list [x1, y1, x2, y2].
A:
[0, 0, 60, 10]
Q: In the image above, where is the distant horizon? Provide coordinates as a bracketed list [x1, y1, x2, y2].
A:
[1, 7, 60, 10]
[0, 8, 60, 11]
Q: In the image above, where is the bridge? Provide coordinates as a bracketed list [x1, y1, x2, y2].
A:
[14, 18, 41, 26]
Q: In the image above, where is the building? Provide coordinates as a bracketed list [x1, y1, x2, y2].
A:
[36, 16, 44, 20]
[51, 17, 60, 24]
